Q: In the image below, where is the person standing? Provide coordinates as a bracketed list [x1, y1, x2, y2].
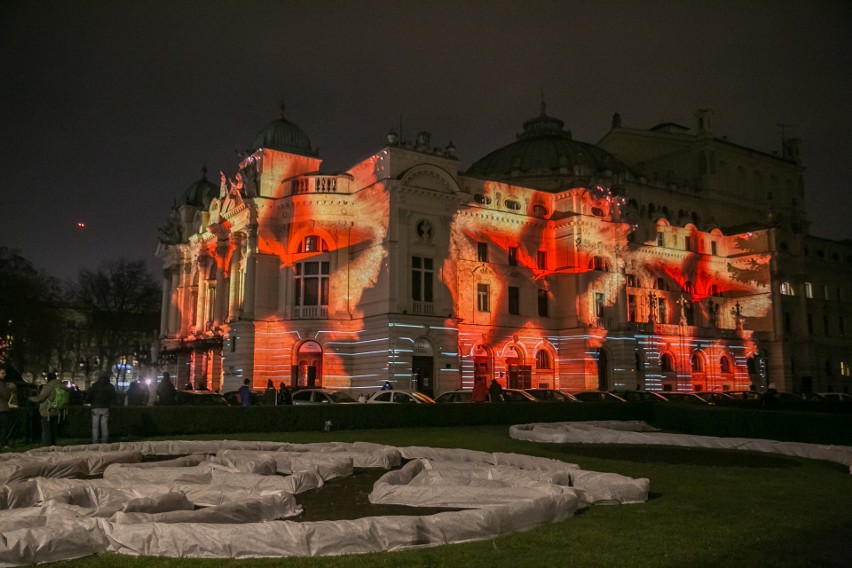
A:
[29, 372, 61, 446]
[263, 379, 277, 405]
[157, 372, 177, 405]
[87, 373, 116, 444]
[488, 378, 504, 402]
[238, 379, 252, 407]
[278, 381, 293, 405]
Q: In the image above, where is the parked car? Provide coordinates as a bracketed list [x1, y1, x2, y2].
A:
[175, 390, 229, 406]
[610, 390, 668, 403]
[366, 390, 435, 404]
[291, 388, 357, 405]
[570, 391, 627, 402]
[725, 390, 763, 401]
[694, 391, 737, 404]
[498, 388, 538, 402]
[223, 390, 264, 406]
[525, 388, 581, 402]
[817, 392, 852, 402]
[662, 392, 714, 405]
[434, 390, 472, 403]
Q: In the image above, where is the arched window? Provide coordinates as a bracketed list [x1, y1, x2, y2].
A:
[535, 350, 551, 369]
[691, 353, 704, 372]
[589, 256, 609, 271]
[298, 235, 329, 253]
[720, 356, 732, 374]
[780, 281, 794, 296]
[661, 353, 675, 372]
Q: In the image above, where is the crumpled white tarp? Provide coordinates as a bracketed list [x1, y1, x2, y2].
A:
[1, 438, 647, 564]
[509, 421, 852, 473]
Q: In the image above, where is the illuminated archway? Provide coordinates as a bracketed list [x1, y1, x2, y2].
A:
[504, 344, 529, 389]
[534, 346, 556, 389]
[293, 340, 323, 388]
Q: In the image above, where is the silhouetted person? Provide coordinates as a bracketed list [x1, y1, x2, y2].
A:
[157, 372, 177, 405]
[263, 379, 277, 405]
[278, 381, 292, 405]
[29, 372, 60, 446]
[488, 379, 504, 402]
[238, 379, 252, 407]
[126, 380, 147, 406]
[382, 381, 392, 391]
[87, 373, 116, 444]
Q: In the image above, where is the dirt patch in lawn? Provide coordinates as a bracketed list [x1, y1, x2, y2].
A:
[293, 467, 463, 521]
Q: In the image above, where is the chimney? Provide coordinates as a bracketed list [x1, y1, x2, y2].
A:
[695, 109, 714, 136]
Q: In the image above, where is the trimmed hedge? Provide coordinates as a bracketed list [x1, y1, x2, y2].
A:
[6, 402, 851, 446]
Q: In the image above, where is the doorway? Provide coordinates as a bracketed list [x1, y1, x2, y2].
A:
[411, 356, 434, 397]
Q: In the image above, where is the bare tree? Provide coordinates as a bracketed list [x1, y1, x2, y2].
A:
[68, 259, 160, 376]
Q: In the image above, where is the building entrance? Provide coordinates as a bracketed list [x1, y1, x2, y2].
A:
[411, 356, 434, 398]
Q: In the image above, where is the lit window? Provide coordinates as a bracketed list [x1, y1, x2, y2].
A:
[535, 350, 551, 369]
[804, 282, 813, 298]
[780, 281, 794, 296]
[299, 235, 329, 253]
[841, 361, 850, 377]
[411, 256, 433, 302]
[595, 292, 605, 318]
[477, 284, 490, 312]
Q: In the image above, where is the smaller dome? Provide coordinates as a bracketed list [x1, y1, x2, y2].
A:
[183, 167, 218, 209]
[251, 104, 316, 157]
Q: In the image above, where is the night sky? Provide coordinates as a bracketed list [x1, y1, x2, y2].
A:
[2, 1, 850, 283]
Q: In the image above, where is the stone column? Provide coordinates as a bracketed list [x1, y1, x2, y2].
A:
[242, 226, 258, 318]
[167, 268, 181, 334]
[159, 269, 171, 336]
[228, 234, 244, 320]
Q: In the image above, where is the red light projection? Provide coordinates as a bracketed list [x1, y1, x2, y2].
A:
[159, 142, 772, 397]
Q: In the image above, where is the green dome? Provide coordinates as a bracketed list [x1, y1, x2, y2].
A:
[183, 167, 218, 209]
[467, 105, 624, 187]
[251, 104, 316, 156]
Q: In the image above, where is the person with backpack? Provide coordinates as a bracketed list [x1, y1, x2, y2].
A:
[28, 371, 65, 446]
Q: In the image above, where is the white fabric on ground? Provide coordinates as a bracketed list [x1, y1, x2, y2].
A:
[0, 438, 646, 564]
[509, 421, 852, 473]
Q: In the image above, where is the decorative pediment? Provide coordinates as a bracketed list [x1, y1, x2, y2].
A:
[399, 164, 461, 194]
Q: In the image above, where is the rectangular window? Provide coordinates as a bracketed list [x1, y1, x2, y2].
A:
[656, 232, 665, 247]
[477, 242, 488, 262]
[508, 246, 518, 266]
[294, 261, 329, 306]
[804, 282, 813, 298]
[477, 283, 490, 312]
[536, 250, 547, 270]
[411, 256, 434, 302]
[627, 294, 637, 322]
[824, 285, 830, 300]
[538, 289, 548, 317]
[658, 297, 667, 324]
[595, 292, 605, 319]
[626, 273, 637, 287]
[710, 241, 717, 256]
[508, 286, 519, 315]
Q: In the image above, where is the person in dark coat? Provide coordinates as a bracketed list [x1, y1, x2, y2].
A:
[278, 381, 293, 405]
[87, 373, 116, 444]
[238, 379, 252, 407]
[488, 379, 504, 402]
[126, 380, 147, 406]
[157, 372, 177, 405]
[29, 372, 61, 446]
[263, 379, 277, 406]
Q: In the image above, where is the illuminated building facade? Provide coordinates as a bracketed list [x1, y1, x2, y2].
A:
[157, 104, 850, 395]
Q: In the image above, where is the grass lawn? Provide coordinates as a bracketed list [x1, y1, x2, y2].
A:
[44, 425, 852, 568]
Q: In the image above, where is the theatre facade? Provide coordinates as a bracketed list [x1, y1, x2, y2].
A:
[156, 105, 794, 396]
